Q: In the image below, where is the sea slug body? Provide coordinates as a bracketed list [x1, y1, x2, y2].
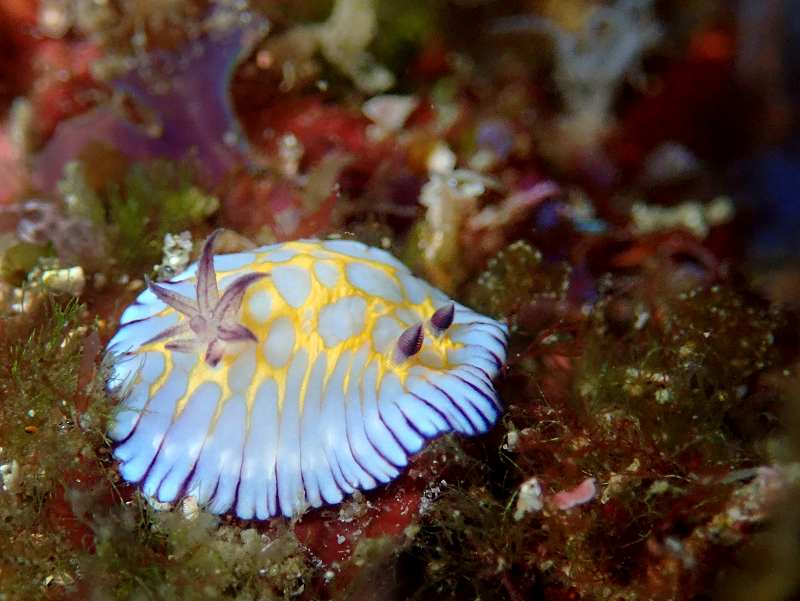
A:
[106, 232, 508, 520]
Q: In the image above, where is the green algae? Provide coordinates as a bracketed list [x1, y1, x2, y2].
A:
[397, 236, 794, 599]
[0, 296, 109, 599]
[81, 502, 316, 601]
[0, 289, 319, 600]
[466, 240, 571, 323]
[575, 285, 782, 455]
[401, 483, 534, 601]
[42, 159, 219, 276]
[0, 297, 104, 485]
[106, 161, 219, 272]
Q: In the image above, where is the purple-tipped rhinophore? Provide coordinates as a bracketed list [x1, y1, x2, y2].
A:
[394, 322, 425, 363]
[429, 302, 455, 333]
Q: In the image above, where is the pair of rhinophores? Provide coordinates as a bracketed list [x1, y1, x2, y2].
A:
[106, 231, 509, 520]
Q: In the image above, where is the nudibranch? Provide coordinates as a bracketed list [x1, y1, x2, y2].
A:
[106, 231, 508, 520]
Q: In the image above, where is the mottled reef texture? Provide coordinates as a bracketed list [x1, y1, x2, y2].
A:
[1, 1, 799, 600]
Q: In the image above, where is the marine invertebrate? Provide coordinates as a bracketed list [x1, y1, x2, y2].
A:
[105, 232, 508, 520]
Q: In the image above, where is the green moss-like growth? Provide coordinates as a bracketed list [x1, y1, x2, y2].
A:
[43, 159, 218, 276]
[107, 161, 219, 271]
[81, 502, 316, 600]
[466, 240, 571, 322]
[398, 255, 790, 600]
[0, 297, 104, 488]
[400, 484, 536, 601]
[576, 285, 782, 455]
[0, 296, 108, 598]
